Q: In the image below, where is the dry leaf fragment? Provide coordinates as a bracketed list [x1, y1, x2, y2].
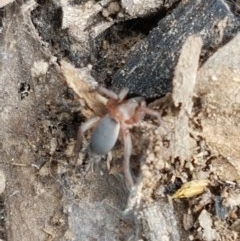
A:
[172, 179, 209, 198]
[61, 60, 107, 118]
[171, 35, 203, 162]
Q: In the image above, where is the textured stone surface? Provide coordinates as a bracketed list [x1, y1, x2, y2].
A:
[112, 0, 240, 98]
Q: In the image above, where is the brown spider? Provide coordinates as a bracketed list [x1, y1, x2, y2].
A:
[75, 86, 161, 189]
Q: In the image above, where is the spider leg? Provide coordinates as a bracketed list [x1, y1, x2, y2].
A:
[74, 116, 101, 157]
[97, 86, 129, 101]
[142, 107, 161, 124]
[122, 127, 134, 189]
[97, 86, 119, 100]
[118, 87, 129, 101]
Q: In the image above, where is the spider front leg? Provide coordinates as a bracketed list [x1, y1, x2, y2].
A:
[122, 127, 134, 189]
[74, 116, 100, 158]
[97, 86, 129, 101]
[141, 104, 162, 124]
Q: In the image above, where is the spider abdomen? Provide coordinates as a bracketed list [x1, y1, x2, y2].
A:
[89, 115, 120, 155]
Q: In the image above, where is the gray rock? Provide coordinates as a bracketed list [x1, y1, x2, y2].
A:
[112, 0, 240, 98]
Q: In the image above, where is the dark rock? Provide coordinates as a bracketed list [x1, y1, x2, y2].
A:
[112, 0, 240, 98]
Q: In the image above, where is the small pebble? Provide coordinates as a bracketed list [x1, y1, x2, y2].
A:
[0, 170, 6, 195]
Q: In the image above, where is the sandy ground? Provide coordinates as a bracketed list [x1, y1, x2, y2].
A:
[0, 1, 240, 241]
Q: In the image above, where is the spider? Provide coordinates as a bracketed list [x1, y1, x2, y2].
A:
[75, 86, 161, 189]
